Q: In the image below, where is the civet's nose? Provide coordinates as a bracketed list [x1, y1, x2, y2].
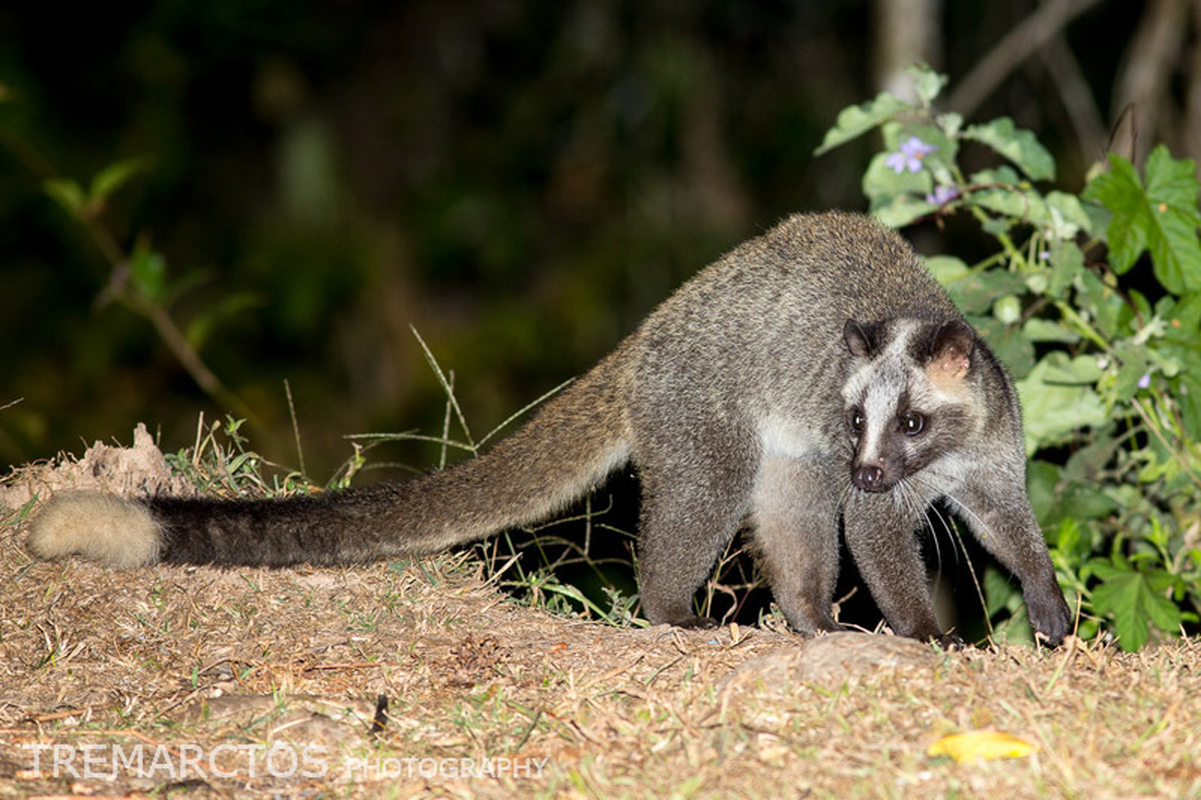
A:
[852, 464, 887, 492]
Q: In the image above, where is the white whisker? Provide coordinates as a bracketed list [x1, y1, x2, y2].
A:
[939, 491, 996, 542]
[836, 476, 857, 514]
[906, 474, 962, 571]
[909, 475, 993, 639]
[900, 477, 943, 580]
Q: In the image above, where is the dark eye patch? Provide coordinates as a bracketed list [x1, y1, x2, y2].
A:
[900, 410, 925, 436]
[898, 404, 977, 475]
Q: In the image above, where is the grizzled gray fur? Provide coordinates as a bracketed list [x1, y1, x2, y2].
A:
[28, 212, 1072, 647]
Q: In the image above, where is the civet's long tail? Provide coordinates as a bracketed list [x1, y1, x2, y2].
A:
[27, 355, 632, 568]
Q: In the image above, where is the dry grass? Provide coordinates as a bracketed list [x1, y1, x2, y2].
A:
[1, 435, 1200, 798]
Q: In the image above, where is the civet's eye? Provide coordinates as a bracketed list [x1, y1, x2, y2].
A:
[900, 410, 925, 436]
[848, 407, 865, 434]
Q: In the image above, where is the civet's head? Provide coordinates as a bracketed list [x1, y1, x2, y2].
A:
[841, 318, 978, 493]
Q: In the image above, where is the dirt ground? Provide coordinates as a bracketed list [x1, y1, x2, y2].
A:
[1, 432, 1199, 798]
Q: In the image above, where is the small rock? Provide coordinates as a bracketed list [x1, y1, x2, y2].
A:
[719, 632, 939, 690]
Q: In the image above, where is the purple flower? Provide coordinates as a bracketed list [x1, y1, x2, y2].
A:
[885, 136, 936, 174]
[925, 185, 959, 205]
[1138, 372, 1151, 389]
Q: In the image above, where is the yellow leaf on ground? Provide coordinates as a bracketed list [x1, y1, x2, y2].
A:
[927, 730, 1038, 763]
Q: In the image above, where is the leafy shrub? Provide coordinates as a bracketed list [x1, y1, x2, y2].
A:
[820, 66, 1201, 650]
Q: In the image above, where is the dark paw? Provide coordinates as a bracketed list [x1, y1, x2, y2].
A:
[1028, 589, 1072, 647]
[673, 615, 719, 630]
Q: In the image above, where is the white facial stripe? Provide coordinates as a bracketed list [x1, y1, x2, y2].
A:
[840, 320, 920, 405]
[857, 381, 899, 462]
[857, 423, 882, 463]
[879, 320, 920, 363]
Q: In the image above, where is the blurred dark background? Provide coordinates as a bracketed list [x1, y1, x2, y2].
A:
[0, 0, 1193, 479]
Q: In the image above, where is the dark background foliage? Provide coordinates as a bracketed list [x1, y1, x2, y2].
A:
[0, 0, 1184, 479]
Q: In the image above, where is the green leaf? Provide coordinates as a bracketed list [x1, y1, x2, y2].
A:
[1025, 459, 1061, 522]
[1051, 518, 1086, 560]
[130, 238, 167, 302]
[863, 150, 933, 202]
[937, 112, 963, 137]
[1090, 567, 1181, 651]
[89, 157, 147, 205]
[1083, 156, 1146, 272]
[1119, 290, 1155, 338]
[983, 565, 1022, 617]
[1137, 438, 1176, 484]
[1077, 269, 1124, 340]
[1022, 318, 1079, 343]
[1161, 291, 1201, 345]
[44, 178, 85, 215]
[1039, 352, 1104, 384]
[1144, 146, 1201, 293]
[862, 122, 959, 214]
[881, 122, 959, 178]
[963, 118, 1056, 182]
[1045, 191, 1093, 238]
[943, 269, 1028, 315]
[924, 255, 970, 285]
[1063, 427, 1121, 482]
[1112, 341, 1153, 400]
[1016, 355, 1108, 454]
[972, 186, 1049, 225]
[814, 93, 910, 155]
[1083, 147, 1201, 294]
[1048, 241, 1084, 296]
[871, 194, 936, 228]
[1146, 144, 1201, 213]
[1056, 483, 1119, 522]
[965, 167, 1060, 229]
[863, 134, 940, 228]
[988, 598, 1034, 645]
[1176, 372, 1201, 440]
[971, 316, 1034, 378]
[908, 64, 948, 106]
[969, 166, 1022, 186]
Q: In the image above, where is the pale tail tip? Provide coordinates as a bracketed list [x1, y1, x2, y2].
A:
[26, 491, 163, 568]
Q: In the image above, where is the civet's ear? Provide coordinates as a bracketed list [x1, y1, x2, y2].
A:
[843, 319, 883, 358]
[926, 320, 974, 381]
